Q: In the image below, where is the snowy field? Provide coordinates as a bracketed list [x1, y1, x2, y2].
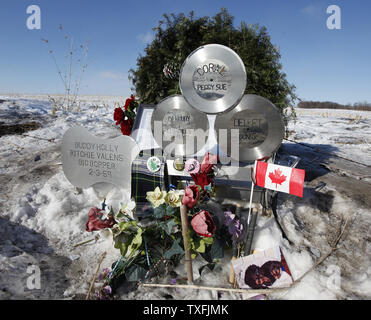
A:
[0, 94, 370, 300]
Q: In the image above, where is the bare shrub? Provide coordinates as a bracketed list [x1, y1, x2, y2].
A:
[42, 24, 88, 113]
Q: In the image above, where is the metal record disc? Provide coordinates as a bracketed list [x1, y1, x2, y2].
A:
[215, 94, 285, 162]
[151, 95, 209, 158]
[179, 44, 247, 114]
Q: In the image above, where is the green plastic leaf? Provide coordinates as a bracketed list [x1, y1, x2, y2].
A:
[114, 237, 129, 257]
[195, 238, 206, 253]
[114, 221, 143, 257]
[118, 220, 137, 232]
[193, 237, 213, 254]
[164, 239, 184, 259]
[210, 238, 224, 259]
[126, 109, 135, 119]
[173, 215, 181, 226]
[203, 237, 214, 245]
[159, 219, 177, 235]
[153, 205, 165, 219]
[165, 205, 178, 216]
[125, 264, 147, 282]
[128, 228, 143, 254]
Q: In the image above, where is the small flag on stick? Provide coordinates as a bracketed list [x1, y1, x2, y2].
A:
[254, 161, 305, 197]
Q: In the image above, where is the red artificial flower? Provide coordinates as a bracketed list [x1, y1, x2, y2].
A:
[200, 152, 218, 174]
[124, 99, 131, 110]
[181, 185, 200, 209]
[189, 153, 217, 190]
[191, 210, 216, 237]
[113, 107, 124, 125]
[124, 95, 135, 111]
[190, 172, 213, 189]
[120, 119, 132, 136]
[86, 207, 116, 232]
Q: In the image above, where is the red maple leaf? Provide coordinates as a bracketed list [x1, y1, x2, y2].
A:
[268, 168, 287, 187]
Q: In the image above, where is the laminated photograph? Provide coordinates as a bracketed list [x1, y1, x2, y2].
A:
[232, 246, 294, 289]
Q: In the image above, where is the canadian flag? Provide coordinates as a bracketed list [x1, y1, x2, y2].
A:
[254, 161, 305, 197]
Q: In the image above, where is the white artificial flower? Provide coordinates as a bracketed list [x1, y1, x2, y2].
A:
[165, 190, 182, 207]
[146, 187, 167, 208]
[126, 199, 136, 211]
[119, 199, 136, 220]
[101, 205, 111, 220]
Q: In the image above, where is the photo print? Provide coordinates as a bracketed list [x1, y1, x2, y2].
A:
[232, 246, 294, 289]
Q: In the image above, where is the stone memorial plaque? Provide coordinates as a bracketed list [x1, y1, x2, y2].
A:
[215, 94, 285, 162]
[61, 126, 140, 189]
[179, 44, 246, 114]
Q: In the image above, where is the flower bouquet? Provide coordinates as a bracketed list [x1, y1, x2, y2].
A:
[113, 94, 138, 135]
[83, 153, 247, 299]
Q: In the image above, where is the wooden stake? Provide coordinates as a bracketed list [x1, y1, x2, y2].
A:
[180, 204, 193, 283]
[141, 282, 280, 294]
[229, 256, 237, 284]
[86, 251, 106, 300]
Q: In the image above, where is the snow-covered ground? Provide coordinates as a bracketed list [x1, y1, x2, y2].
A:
[290, 108, 371, 169]
[0, 95, 370, 300]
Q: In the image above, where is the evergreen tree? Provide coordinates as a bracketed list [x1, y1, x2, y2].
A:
[129, 8, 297, 120]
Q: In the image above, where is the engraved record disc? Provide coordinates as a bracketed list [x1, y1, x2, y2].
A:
[179, 44, 247, 114]
[215, 94, 285, 162]
[151, 95, 209, 157]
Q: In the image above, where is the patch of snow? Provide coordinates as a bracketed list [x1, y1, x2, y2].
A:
[0, 95, 370, 300]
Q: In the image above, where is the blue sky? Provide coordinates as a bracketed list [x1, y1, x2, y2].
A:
[0, 0, 370, 105]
